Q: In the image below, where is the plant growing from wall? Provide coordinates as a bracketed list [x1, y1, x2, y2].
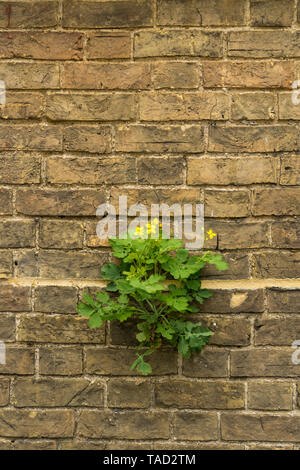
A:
[78, 220, 227, 375]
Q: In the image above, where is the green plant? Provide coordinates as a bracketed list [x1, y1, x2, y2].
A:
[77, 220, 228, 375]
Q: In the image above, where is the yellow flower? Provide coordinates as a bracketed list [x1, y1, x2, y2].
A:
[153, 218, 159, 225]
[207, 229, 216, 239]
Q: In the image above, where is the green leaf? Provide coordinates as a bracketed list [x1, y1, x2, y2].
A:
[82, 293, 96, 306]
[96, 291, 110, 303]
[77, 302, 94, 317]
[136, 359, 152, 376]
[178, 337, 190, 358]
[89, 312, 103, 328]
[101, 263, 121, 280]
[156, 322, 175, 340]
[118, 294, 129, 304]
[208, 254, 228, 271]
[176, 248, 189, 263]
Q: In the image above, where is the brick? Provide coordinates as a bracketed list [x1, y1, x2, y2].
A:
[296, 384, 300, 408]
[0, 189, 12, 215]
[157, 0, 246, 26]
[252, 251, 300, 278]
[0, 125, 62, 151]
[46, 93, 136, 121]
[253, 188, 300, 216]
[87, 31, 131, 59]
[134, 30, 222, 58]
[0, 251, 12, 278]
[0, 440, 57, 450]
[203, 317, 252, 346]
[0, 62, 59, 89]
[0, 92, 43, 119]
[221, 413, 300, 441]
[137, 157, 184, 184]
[173, 411, 218, 440]
[107, 379, 151, 408]
[115, 124, 204, 153]
[15, 250, 109, 279]
[46, 156, 136, 185]
[35, 286, 78, 313]
[279, 92, 300, 119]
[78, 410, 169, 439]
[63, 125, 112, 153]
[0, 219, 35, 248]
[0, 284, 31, 312]
[199, 289, 264, 313]
[85, 221, 110, 248]
[0, 345, 34, 375]
[0, 154, 40, 184]
[39, 346, 82, 375]
[231, 92, 275, 120]
[154, 441, 244, 450]
[255, 317, 300, 346]
[182, 349, 228, 377]
[62, 63, 150, 90]
[0, 409, 74, 438]
[139, 91, 228, 121]
[85, 348, 178, 376]
[204, 190, 249, 218]
[16, 189, 106, 216]
[39, 220, 83, 249]
[60, 440, 106, 450]
[18, 314, 105, 344]
[228, 31, 300, 58]
[214, 220, 270, 249]
[0, 1, 58, 28]
[209, 126, 300, 153]
[152, 62, 199, 89]
[203, 61, 294, 88]
[231, 348, 300, 377]
[272, 219, 300, 249]
[250, 0, 294, 26]
[200, 252, 249, 280]
[280, 156, 300, 185]
[267, 288, 300, 313]
[62, 0, 154, 27]
[0, 32, 83, 59]
[0, 379, 9, 406]
[13, 377, 104, 407]
[188, 156, 276, 185]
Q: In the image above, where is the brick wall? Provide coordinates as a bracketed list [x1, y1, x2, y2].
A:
[0, 0, 299, 450]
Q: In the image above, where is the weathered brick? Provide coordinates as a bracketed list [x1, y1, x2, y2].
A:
[250, 0, 294, 26]
[255, 317, 300, 346]
[0, 378, 9, 406]
[0, 1, 58, 28]
[18, 314, 105, 344]
[231, 348, 299, 377]
[0, 189, 12, 215]
[13, 377, 104, 407]
[78, 410, 170, 439]
[203, 317, 252, 346]
[280, 156, 300, 185]
[201, 252, 250, 280]
[0, 154, 40, 184]
[0, 409, 74, 438]
[60, 440, 106, 450]
[0, 345, 34, 375]
[228, 31, 300, 58]
[39, 346, 82, 375]
[107, 379, 151, 408]
[231, 92, 275, 120]
[86, 31, 131, 59]
[252, 251, 300, 278]
[157, 0, 246, 26]
[39, 220, 83, 250]
[214, 220, 270, 249]
[115, 124, 205, 153]
[272, 219, 300, 249]
[173, 412, 218, 441]
[35, 285, 78, 313]
[209, 126, 300, 153]
[279, 92, 300, 119]
[0, 440, 57, 450]
[0, 219, 35, 248]
[203, 61, 294, 88]
[182, 349, 229, 377]
[152, 62, 199, 89]
[137, 157, 184, 184]
[46, 156, 136, 185]
[15, 250, 109, 279]
[267, 288, 300, 313]
[0, 32, 83, 59]
[0, 92, 43, 119]
[85, 221, 110, 248]
[198, 290, 264, 313]
[0, 251, 12, 278]
[0, 284, 31, 312]
[63, 125, 112, 153]
[0, 125, 62, 151]
[62, 0, 154, 28]
[16, 189, 106, 216]
[204, 190, 249, 218]
[85, 348, 178, 376]
[134, 30, 222, 58]
[139, 92, 228, 121]
[46, 93, 136, 121]
[0, 62, 59, 89]
[253, 188, 300, 215]
[154, 441, 243, 450]
[221, 413, 300, 441]
[62, 63, 150, 90]
[188, 156, 276, 185]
